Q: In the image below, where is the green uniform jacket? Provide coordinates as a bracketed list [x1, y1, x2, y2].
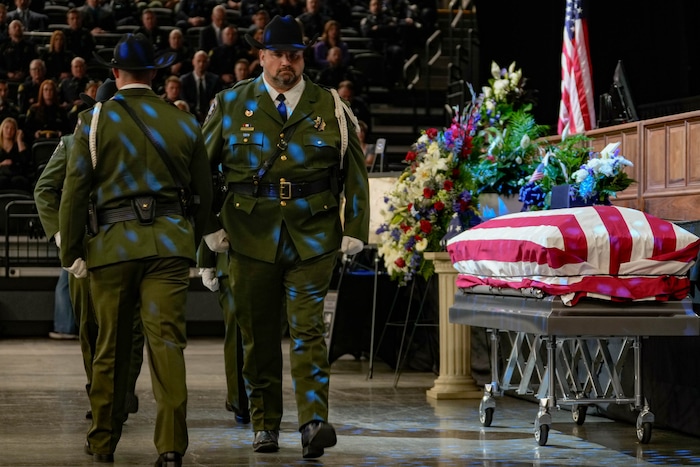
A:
[34, 134, 73, 239]
[59, 88, 214, 269]
[202, 76, 370, 263]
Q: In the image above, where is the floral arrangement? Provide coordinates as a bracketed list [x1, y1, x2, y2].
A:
[468, 62, 549, 196]
[519, 136, 635, 210]
[375, 118, 482, 285]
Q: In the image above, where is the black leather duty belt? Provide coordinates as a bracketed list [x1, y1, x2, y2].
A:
[228, 179, 331, 199]
[98, 202, 183, 225]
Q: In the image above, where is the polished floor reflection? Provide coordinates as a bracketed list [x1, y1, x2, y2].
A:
[0, 337, 699, 466]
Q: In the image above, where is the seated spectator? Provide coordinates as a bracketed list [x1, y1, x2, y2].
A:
[134, 8, 170, 52]
[337, 79, 371, 136]
[0, 20, 39, 83]
[0, 80, 21, 123]
[63, 8, 97, 63]
[243, 27, 264, 78]
[208, 25, 249, 87]
[360, 0, 405, 85]
[161, 74, 181, 103]
[107, 0, 140, 27]
[233, 57, 251, 84]
[232, 0, 274, 28]
[246, 9, 270, 34]
[199, 4, 229, 54]
[312, 19, 350, 69]
[385, 0, 424, 53]
[270, 0, 303, 21]
[24, 79, 71, 145]
[357, 119, 376, 169]
[41, 30, 75, 82]
[68, 79, 100, 127]
[179, 50, 223, 123]
[7, 0, 48, 32]
[17, 59, 47, 115]
[296, 0, 330, 42]
[78, 0, 117, 36]
[0, 116, 31, 192]
[176, 0, 216, 30]
[58, 57, 91, 110]
[317, 46, 354, 89]
[154, 28, 193, 89]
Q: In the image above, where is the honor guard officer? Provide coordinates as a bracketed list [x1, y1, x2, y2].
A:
[59, 33, 213, 466]
[201, 15, 370, 459]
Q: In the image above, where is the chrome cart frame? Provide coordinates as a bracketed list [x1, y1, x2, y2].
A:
[449, 286, 700, 446]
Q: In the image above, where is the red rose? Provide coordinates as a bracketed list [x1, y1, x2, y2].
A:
[400, 224, 412, 233]
[443, 180, 454, 191]
[426, 128, 438, 139]
[434, 201, 445, 211]
[423, 187, 435, 199]
[395, 257, 406, 268]
[405, 151, 417, 162]
[419, 219, 432, 234]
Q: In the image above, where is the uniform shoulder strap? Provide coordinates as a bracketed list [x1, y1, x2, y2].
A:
[89, 102, 103, 170]
[328, 87, 359, 169]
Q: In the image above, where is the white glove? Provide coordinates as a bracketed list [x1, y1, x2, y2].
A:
[340, 236, 364, 255]
[54, 232, 61, 249]
[204, 229, 229, 253]
[199, 267, 219, 292]
[64, 257, 87, 279]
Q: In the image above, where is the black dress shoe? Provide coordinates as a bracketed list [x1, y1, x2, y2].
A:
[225, 401, 251, 424]
[300, 421, 337, 459]
[253, 430, 279, 453]
[154, 451, 182, 467]
[85, 409, 92, 419]
[84, 441, 114, 463]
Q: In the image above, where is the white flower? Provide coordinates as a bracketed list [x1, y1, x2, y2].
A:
[515, 156, 522, 165]
[573, 168, 589, 182]
[520, 134, 530, 149]
[597, 160, 615, 177]
[482, 86, 492, 98]
[415, 237, 428, 252]
[493, 79, 508, 98]
[491, 61, 501, 79]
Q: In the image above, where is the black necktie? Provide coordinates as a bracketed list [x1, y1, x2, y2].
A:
[277, 94, 287, 122]
[198, 78, 207, 113]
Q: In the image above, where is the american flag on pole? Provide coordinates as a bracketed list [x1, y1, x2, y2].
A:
[558, 0, 595, 135]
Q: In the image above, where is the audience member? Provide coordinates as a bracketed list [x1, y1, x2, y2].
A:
[161, 74, 181, 103]
[312, 19, 350, 69]
[179, 50, 223, 123]
[64, 8, 97, 63]
[243, 27, 264, 77]
[296, 0, 330, 42]
[134, 8, 170, 52]
[337, 80, 371, 135]
[67, 79, 100, 127]
[0, 116, 31, 192]
[175, 0, 215, 30]
[107, 0, 140, 27]
[23, 79, 71, 145]
[246, 8, 270, 34]
[0, 20, 39, 82]
[199, 4, 229, 54]
[233, 57, 251, 83]
[235, 0, 273, 27]
[0, 80, 21, 123]
[41, 30, 75, 82]
[7, 0, 48, 32]
[316, 46, 353, 89]
[357, 119, 376, 169]
[17, 58, 46, 115]
[270, 0, 303, 21]
[58, 57, 91, 110]
[208, 25, 248, 87]
[360, 0, 405, 85]
[159, 28, 194, 79]
[78, 0, 117, 35]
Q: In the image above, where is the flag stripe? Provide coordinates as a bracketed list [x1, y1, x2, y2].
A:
[558, 0, 595, 135]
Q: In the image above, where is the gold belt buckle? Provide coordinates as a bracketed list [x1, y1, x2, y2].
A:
[279, 180, 292, 199]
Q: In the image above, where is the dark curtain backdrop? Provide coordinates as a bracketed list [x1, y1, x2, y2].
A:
[474, 0, 700, 132]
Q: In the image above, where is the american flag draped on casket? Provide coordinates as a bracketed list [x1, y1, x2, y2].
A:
[446, 206, 700, 306]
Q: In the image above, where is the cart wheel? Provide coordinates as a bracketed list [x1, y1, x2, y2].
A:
[637, 421, 652, 444]
[534, 424, 549, 446]
[480, 407, 494, 427]
[572, 405, 587, 425]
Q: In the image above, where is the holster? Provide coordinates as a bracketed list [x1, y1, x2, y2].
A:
[132, 196, 156, 225]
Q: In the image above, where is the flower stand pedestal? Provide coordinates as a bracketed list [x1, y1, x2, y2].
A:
[423, 252, 482, 400]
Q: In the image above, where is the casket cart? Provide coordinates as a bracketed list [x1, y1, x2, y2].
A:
[449, 285, 700, 446]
